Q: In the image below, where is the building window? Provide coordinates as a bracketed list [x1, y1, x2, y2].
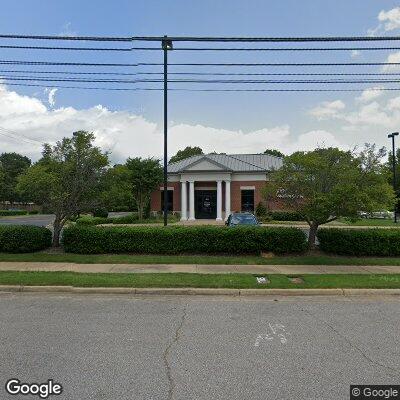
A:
[161, 190, 173, 212]
[241, 190, 254, 212]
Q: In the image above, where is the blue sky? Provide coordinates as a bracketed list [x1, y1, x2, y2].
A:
[1, 1, 400, 162]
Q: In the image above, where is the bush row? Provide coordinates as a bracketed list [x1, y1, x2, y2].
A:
[269, 211, 305, 221]
[317, 228, 400, 256]
[75, 213, 180, 226]
[0, 225, 52, 253]
[0, 210, 40, 216]
[62, 225, 308, 255]
[0, 210, 27, 216]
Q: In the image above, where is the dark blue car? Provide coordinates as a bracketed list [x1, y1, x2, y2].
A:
[225, 212, 260, 226]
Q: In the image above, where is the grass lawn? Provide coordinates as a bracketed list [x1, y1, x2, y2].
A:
[1, 252, 400, 266]
[336, 218, 399, 227]
[265, 218, 400, 227]
[1, 271, 400, 289]
[0, 252, 400, 265]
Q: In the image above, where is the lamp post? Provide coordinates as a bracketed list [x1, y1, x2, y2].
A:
[388, 131, 399, 223]
[161, 36, 173, 226]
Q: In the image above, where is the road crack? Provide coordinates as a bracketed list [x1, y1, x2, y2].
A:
[299, 306, 399, 377]
[163, 304, 188, 400]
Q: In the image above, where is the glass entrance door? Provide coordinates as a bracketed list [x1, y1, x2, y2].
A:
[195, 190, 217, 219]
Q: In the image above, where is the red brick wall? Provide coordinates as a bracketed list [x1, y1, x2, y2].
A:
[150, 182, 181, 212]
[150, 180, 285, 214]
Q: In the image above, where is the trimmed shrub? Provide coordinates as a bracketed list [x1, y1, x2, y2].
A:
[112, 213, 139, 224]
[76, 216, 110, 225]
[28, 210, 39, 215]
[92, 208, 108, 218]
[269, 211, 304, 221]
[0, 225, 52, 253]
[0, 210, 28, 216]
[317, 228, 400, 256]
[255, 202, 268, 219]
[62, 225, 307, 255]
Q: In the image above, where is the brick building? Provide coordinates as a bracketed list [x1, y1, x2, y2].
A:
[150, 153, 283, 221]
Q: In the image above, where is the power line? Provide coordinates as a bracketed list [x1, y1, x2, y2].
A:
[0, 45, 149, 51]
[1, 34, 400, 42]
[3, 44, 400, 52]
[0, 60, 161, 67]
[0, 126, 43, 146]
[5, 81, 400, 92]
[3, 75, 400, 85]
[164, 46, 400, 51]
[3, 69, 400, 77]
[1, 59, 400, 68]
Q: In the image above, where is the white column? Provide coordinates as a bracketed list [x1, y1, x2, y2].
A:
[189, 181, 195, 220]
[216, 180, 222, 221]
[180, 181, 187, 220]
[225, 180, 231, 220]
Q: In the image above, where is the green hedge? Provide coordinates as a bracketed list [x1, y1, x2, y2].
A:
[0, 225, 52, 253]
[269, 211, 304, 221]
[62, 225, 307, 255]
[0, 210, 28, 216]
[317, 228, 400, 256]
[76, 216, 110, 225]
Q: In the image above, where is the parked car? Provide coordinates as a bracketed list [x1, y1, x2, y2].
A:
[225, 212, 260, 226]
[358, 210, 394, 219]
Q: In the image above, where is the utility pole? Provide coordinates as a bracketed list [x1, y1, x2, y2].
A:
[162, 36, 173, 226]
[388, 132, 399, 223]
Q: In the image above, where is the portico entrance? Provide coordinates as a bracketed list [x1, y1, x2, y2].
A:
[195, 190, 217, 219]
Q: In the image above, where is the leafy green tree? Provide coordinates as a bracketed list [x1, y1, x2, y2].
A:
[100, 164, 134, 211]
[263, 146, 394, 248]
[387, 148, 400, 214]
[17, 131, 109, 246]
[125, 157, 163, 220]
[0, 152, 31, 204]
[264, 149, 285, 158]
[169, 146, 203, 164]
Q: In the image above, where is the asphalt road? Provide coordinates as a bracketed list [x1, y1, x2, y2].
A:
[0, 212, 131, 227]
[0, 214, 55, 227]
[0, 294, 399, 400]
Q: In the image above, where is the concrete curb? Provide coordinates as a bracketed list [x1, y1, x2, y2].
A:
[1, 285, 400, 296]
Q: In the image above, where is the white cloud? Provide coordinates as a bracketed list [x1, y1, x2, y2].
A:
[308, 100, 345, 120]
[44, 88, 58, 108]
[378, 7, 400, 31]
[368, 7, 400, 35]
[59, 22, 77, 37]
[0, 84, 348, 162]
[356, 88, 384, 103]
[382, 51, 400, 72]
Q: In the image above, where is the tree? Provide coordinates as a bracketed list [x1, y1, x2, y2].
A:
[17, 131, 109, 246]
[100, 164, 134, 211]
[169, 146, 203, 164]
[264, 149, 285, 158]
[0, 152, 31, 204]
[125, 157, 163, 220]
[387, 147, 400, 214]
[263, 146, 394, 248]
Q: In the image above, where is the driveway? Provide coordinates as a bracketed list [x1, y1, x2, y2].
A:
[0, 293, 399, 399]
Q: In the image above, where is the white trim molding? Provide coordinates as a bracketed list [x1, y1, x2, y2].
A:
[159, 186, 175, 191]
[240, 186, 256, 190]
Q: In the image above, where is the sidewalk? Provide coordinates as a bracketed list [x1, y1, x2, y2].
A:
[1, 262, 400, 274]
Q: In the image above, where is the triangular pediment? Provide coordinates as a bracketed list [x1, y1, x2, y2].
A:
[179, 156, 231, 172]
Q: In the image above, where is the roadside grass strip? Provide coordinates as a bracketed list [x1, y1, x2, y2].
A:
[1, 271, 400, 289]
[2, 253, 400, 266]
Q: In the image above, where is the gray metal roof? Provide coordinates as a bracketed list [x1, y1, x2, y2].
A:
[168, 153, 283, 173]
